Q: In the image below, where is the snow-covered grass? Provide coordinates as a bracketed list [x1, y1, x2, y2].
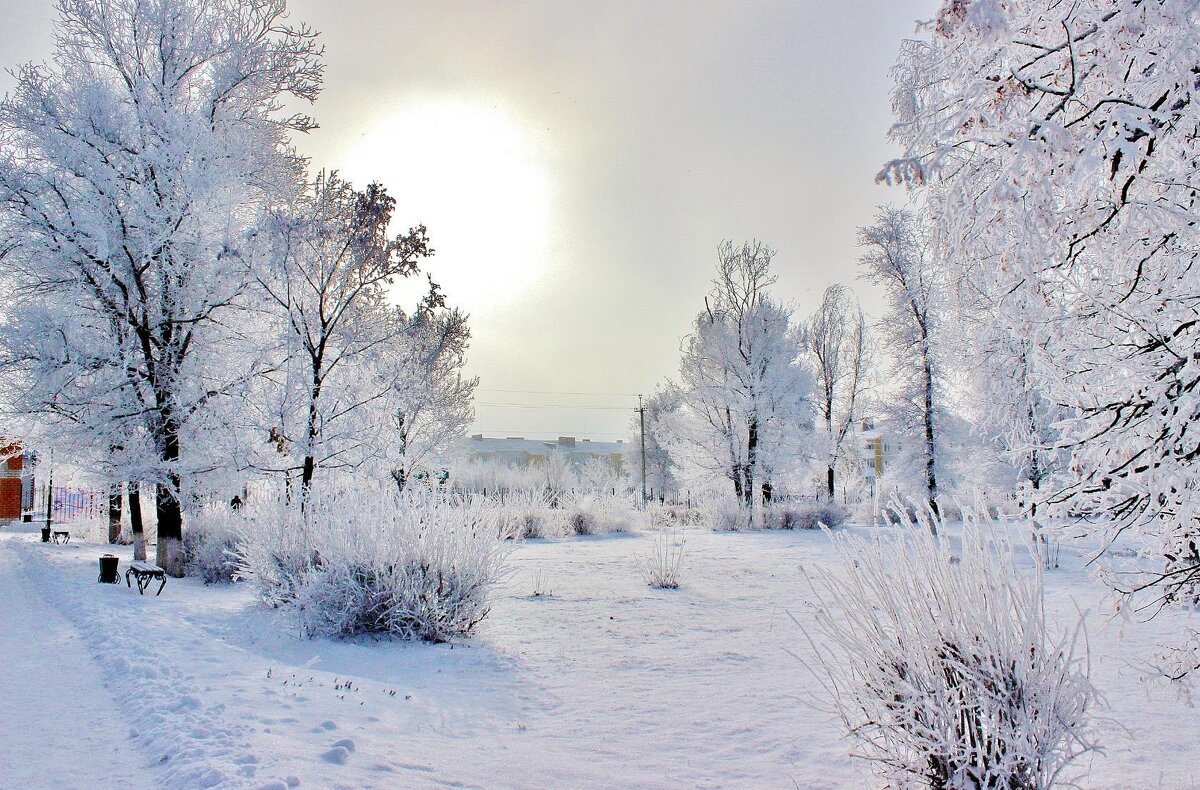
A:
[1, 520, 1196, 789]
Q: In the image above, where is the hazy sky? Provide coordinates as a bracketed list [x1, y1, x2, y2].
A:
[0, 0, 936, 442]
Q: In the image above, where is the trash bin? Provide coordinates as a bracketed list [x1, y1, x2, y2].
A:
[41, 526, 50, 543]
[98, 554, 120, 584]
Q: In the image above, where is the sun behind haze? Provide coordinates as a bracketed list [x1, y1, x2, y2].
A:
[0, 0, 939, 439]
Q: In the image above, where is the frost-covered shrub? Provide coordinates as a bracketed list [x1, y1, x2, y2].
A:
[640, 529, 686, 589]
[448, 457, 546, 498]
[763, 501, 847, 530]
[701, 495, 749, 531]
[183, 504, 243, 584]
[563, 493, 632, 536]
[238, 489, 512, 642]
[495, 489, 557, 540]
[801, 523, 1097, 789]
[236, 502, 312, 607]
[647, 503, 702, 529]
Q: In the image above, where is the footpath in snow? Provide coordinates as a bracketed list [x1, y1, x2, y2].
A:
[0, 532, 156, 787]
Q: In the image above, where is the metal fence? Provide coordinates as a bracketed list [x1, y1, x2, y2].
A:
[28, 483, 105, 527]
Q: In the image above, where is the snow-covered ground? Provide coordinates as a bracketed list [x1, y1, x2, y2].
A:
[1, 522, 1196, 789]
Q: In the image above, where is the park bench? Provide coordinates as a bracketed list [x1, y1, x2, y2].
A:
[126, 561, 167, 596]
[51, 530, 70, 544]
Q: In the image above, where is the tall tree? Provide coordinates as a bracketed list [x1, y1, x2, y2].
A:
[858, 206, 943, 527]
[805, 284, 871, 500]
[386, 280, 477, 490]
[0, 0, 322, 575]
[674, 241, 812, 516]
[252, 172, 430, 504]
[626, 383, 684, 500]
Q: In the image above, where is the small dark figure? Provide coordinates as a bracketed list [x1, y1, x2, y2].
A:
[230, 494, 243, 511]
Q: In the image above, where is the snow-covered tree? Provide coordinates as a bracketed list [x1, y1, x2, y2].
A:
[385, 279, 477, 490]
[805, 284, 871, 501]
[0, 292, 158, 555]
[965, 317, 1068, 529]
[0, 0, 322, 575]
[673, 241, 812, 515]
[251, 171, 431, 503]
[880, 0, 1200, 659]
[626, 383, 683, 500]
[859, 206, 946, 528]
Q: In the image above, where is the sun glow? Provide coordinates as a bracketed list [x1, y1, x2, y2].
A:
[342, 98, 554, 311]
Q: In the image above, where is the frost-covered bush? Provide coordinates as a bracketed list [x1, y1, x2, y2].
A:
[563, 492, 632, 536]
[236, 501, 312, 607]
[183, 504, 243, 584]
[640, 529, 686, 589]
[763, 501, 847, 530]
[496, 489, 557, 540]
[448, 457, 546, 498]
[801, 523, 1097, 789]
[647, 503, 702, 529]
[237, 488, 512, 642]
[701, 495, 749, 531]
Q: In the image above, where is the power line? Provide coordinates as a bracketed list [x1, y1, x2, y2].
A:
[469, 429, 631, 438]
[476, 388, 641, 398]
[475, 402, 636, 411]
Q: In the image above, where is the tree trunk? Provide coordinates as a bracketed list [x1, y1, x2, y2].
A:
[300, 366, 323, 508]
[155, 425, 185, 577]
[923, 351, 940, 532]
[300, 454, 315, 504]
[393, 414, 408, 491]
[129, 482, 146, 562]
[1029, 448, 1047, 566]
[107, 481, 123, 544]
[826, 465, 835, 500]
[744, 416, 758, 510]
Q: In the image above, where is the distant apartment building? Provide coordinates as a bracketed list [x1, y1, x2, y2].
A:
[466, 435, 625, 473]
[856, 418, 901, 481]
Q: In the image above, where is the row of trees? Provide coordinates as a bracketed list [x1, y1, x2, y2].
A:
[637, 241, 876, 519]
[870, 0, 1200, 674]
[0, 0, 476, 575]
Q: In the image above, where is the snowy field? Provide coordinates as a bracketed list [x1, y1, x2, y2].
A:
[1, 523, 1196, 790]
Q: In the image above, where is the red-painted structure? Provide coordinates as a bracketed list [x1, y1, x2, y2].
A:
[0, 442, 26, 520]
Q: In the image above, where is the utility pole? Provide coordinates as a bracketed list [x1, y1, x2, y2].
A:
[638, 394, 647, 508]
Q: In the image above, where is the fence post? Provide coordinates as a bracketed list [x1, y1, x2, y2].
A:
[45, 474, 53, 529]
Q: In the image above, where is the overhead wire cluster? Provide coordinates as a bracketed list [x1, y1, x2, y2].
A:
[471, 388, 640, 439]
